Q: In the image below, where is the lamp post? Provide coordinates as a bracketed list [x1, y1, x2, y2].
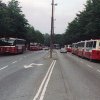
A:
[50, 0, 57, 58]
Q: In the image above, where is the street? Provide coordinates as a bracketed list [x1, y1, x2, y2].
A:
[0, 50, 100, 100]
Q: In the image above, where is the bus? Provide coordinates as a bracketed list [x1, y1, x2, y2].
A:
[29, 43, 43, 51]
[66, 45, 72, 52]
[72, 43, 78, 55]
[54, 44, 60, 49]
[0, 38, 26, 54]
[83, 39, 100, 60]
[77, 41, 86, 57]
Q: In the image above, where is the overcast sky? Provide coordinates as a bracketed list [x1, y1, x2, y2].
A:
[3, 0, 87, 34]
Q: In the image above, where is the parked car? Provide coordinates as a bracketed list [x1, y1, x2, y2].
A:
[60, 48, 67, 53]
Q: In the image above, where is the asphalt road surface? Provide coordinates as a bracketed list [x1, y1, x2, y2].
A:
[0, 50, 100, 100]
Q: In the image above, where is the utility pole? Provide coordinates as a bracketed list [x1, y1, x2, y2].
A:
[50, 0, 54, 58]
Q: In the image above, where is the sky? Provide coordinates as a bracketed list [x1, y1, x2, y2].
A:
[3, 0, 87, 34]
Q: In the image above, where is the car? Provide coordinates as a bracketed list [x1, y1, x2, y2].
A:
[60, 48, 67, 53]
[43, 47, 49, 50]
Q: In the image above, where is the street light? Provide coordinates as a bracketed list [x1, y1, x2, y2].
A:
[50, 0, 57, 58]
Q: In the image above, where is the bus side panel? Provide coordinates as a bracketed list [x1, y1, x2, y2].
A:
[83, 51, 91, 59]
[67, 48, 72, 52]
[0, 47, 4, 54]
[10, 47, 18, 54]
[91, 50, 100, 60]
[78, 50, 84, 57]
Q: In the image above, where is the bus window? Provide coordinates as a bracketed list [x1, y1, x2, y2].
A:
[86, 42, 89, 47]
[99, 42, 100, 47]
[93, 41, 96, 48]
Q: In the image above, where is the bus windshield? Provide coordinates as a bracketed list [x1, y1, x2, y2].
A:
[0, 38, 14, 46]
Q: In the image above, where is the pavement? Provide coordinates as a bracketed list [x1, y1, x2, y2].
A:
[0, 50, 100, 100]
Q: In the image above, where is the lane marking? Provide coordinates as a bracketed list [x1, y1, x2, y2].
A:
[12, 61, 17, 64]
[39, 60, 56, 100]
[97, 69, 100, 73]
[24, 63, 34, 69]
[33, 60, 55, 100]
[24, 63, 43, 69]
[87, 64, 93, 68]
[0, 65, 8, 71]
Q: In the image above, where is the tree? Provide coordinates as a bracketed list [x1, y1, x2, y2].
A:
[0, 0, 44, 44]
[54, 34, 64, 46]
[64, 0, 100, 44]
[0, 1, 11, 37]
[44, 33, 50, 46]
[7, 0, 28, 38]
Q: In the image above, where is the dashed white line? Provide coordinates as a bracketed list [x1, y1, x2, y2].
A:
[97, 69, 100, 73]
[12, 61, 17, 64]
[0, 65, 8, 71]
[87, 64, 93, 68]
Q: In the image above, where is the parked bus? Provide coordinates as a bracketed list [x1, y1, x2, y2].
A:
[72, 43, 78, 55]
[77, 41, 86, 57]
[83, 39, 100, 60]
[0, 38, 26, 54]
[71, 39, 100, 61]
[29, 43, 43, 51]
[66, 45, 72, 52]
[54, 44, 60, 49]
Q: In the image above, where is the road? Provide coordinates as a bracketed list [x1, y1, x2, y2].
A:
[0, 50, 100, 100]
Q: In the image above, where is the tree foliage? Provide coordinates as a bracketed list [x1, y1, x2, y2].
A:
[44, 33, 50, 46]
[0, 0, 44, 44]
[64, 0, 100, 44]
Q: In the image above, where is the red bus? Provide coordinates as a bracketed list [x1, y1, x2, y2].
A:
[0, 38, 26, 54]
[72, 43, 78, 55]
[66, 45, 72, 52]
[83, 39, 100, 60]
[29, 43, 42, 51]
[77, 41, 86, 57]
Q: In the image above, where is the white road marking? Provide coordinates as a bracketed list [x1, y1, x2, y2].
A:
[32, 63, 43, 66]
[87, 64, 93, 68]
[24, 63, 34, 69]
[0, 65, 8, 71]
[97, 69, 100, 73]
[33, 60, 55, 100]
[39, 60, 56, 100]
[24, 63, 43, 69]
[12, 61, 17, 64]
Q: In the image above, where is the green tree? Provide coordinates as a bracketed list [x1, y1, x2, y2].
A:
[64, 0, 100, 44]
[44, 33, 50, 46]
[54, 34, 64, 46]
[0, 1, 11, 37]
[7, 0, 28, 38]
